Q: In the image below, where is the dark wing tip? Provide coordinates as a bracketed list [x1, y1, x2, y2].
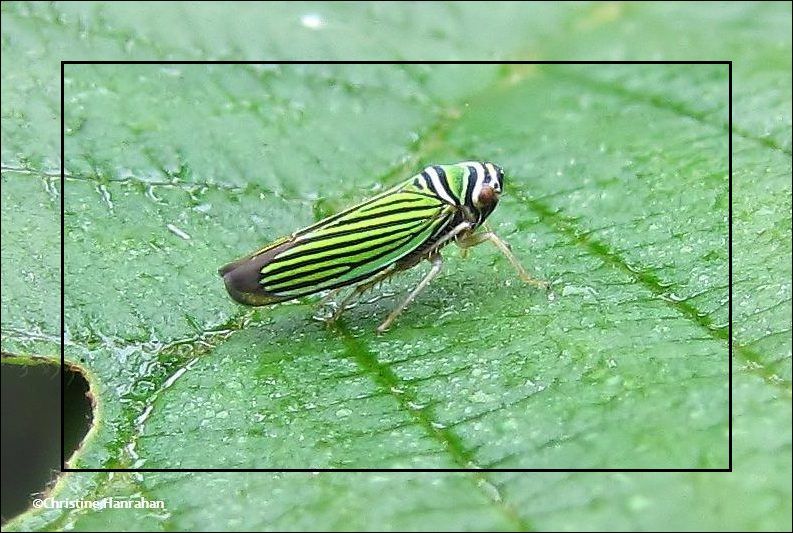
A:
[218, 257, 245, 277]
[219, 254, 284, 306]
[219, 239, 302, 306]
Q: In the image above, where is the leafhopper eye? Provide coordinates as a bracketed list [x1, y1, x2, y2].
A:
[476, 185, 499, 207]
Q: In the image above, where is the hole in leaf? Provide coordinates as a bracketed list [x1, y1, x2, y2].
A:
[64, 363, 93, 463]
[1, 359, 92, 524]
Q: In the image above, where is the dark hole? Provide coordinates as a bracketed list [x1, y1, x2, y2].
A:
[1, 361, 92, 524]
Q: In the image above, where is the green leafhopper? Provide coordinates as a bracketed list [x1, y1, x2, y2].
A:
[220, 161, 547, 332]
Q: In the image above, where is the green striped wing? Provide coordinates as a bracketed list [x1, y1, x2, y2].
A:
[220, 183, 454, 305]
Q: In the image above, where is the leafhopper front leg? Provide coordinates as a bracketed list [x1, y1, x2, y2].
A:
[457, 229, 549, 290]
[376, 253, 444, 334]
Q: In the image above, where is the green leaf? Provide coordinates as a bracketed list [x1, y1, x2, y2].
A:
[2, 2, 790, 531]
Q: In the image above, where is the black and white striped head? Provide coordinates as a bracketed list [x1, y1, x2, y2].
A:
[458, 161, 504, 225]
[411, 161, 505, 225]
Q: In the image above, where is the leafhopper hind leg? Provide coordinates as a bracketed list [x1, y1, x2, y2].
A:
[376, 253, 444, 334]
[457, 227, 549, 290]
[324, 266, 398, 323]
[317, 287, 344, 308]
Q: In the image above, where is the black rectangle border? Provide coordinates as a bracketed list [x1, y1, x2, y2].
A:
[60, 60, 733, 473]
